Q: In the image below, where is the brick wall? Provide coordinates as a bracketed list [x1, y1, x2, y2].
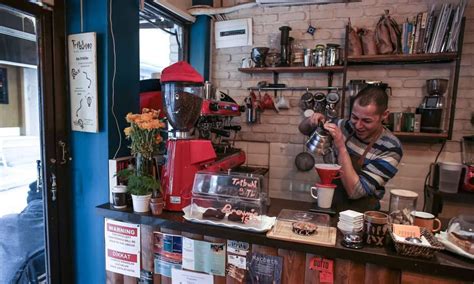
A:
[210, 0, 474, 213]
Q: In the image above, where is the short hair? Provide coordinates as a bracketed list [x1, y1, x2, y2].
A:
[353, 86, 388, 114]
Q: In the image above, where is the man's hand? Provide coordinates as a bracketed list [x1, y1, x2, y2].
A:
[323, 122, 345, 150]
[309, 112, 326, 127]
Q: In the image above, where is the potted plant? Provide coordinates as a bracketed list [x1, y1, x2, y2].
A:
[118, 108, 166, 213]
[150, 183, 164, 215]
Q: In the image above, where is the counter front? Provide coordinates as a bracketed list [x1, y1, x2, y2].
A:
[96, 198, 474, 283]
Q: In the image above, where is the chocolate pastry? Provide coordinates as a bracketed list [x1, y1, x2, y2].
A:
[292, 221, 317, 236]
[202, 208, 225, 220]
[228, 212, 244, 223]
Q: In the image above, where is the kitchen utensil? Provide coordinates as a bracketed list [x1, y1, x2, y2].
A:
[364, 211, 389, 246]
[275, 91, 289, 110]
[278, 26, 292, 67]
[262, 92, 279, 113]
[426, 79, 448, 96]
[306, 124, 333, 156]
[299, 90, 314, 111]
[310, 183, 337, 209]
[313, 92, 326, 113]
[295, 139, 315, 172]
[411, 211, 442, 232]
[314, 163, 341, 184]
[447, 214, 474, 254]
[313, 44, 326, 67]
[326, 43, 341, 66]
[388, 189, 418, 225]
[438, 162, 463, 193]
[251, 47, 270, 68]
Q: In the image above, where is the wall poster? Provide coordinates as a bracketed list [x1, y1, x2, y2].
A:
[68, 32, 98, 132]
[105, 219, 141, 278]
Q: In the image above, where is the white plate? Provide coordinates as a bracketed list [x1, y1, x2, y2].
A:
[182, 204, 276, 233]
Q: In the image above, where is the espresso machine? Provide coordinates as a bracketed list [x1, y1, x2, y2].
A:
[161, 62, 246, 211]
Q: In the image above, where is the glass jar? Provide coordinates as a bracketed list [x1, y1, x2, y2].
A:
[326, 43, 340, 66]
[313, 44, 326, 67]
[388, 189, 418, 225]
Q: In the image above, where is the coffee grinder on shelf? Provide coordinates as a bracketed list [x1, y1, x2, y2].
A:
[418, 79, 448, 133]
[160, 62, 246, 211]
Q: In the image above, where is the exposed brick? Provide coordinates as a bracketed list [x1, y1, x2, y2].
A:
[310, 9, 334, 20]
[395, 4, 428, 14]
[388, 69, 419, 77]
[253, 14, 278, 24]
[246, 142, 269, 154]
[335, 8, 364, 18]
[247, 153, 269, 166]
[403, 79, 426, 88]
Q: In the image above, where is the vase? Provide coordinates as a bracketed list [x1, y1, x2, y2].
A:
[131, 194, 152, 213]
[135, 153, 154, 177]
[150, 196, 164, 215]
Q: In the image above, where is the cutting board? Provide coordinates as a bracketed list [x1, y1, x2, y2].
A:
[266, 220, 337, 247]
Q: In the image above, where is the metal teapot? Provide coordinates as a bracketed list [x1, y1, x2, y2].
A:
[306, 123, 333, 156]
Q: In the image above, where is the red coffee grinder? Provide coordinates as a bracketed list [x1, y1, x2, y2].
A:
[160, 62, 245, 211]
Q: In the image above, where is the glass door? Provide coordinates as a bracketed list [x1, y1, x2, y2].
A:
[0, 1, 70, 283]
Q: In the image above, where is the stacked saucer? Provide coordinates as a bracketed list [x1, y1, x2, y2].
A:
[337, 210, 364, 249]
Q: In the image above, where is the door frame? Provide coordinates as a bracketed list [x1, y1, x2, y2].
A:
[1, 0, 72, 282]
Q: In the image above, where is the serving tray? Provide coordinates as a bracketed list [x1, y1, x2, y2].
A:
[182, 204, 276, 233]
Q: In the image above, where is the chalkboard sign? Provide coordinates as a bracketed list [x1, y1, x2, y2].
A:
[193, 172, 263, 200]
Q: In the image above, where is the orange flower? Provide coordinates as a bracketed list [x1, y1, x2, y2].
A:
[124, 127, 132, 136]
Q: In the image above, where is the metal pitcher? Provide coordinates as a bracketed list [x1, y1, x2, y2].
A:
[306, 125, 333, 156]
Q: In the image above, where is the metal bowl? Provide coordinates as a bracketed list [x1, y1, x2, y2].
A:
[426, 79, 448, 96]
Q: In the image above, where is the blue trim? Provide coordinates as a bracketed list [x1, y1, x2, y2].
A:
[66, 0, 139, 282]
[189, 15, 210, 80]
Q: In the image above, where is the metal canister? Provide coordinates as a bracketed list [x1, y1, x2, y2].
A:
[313, 44, 326, 67]
[326, 43, 340, 66]
[304, 48, 312, 67]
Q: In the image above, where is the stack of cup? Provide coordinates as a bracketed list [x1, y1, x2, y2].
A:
[337, 210, 364, 249]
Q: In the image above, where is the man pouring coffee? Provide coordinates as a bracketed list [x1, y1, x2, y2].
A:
[299, 86, 403, 212]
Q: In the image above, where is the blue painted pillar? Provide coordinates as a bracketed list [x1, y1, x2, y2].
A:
[65, 0, 139, 282]
[189, 0, 212, 80]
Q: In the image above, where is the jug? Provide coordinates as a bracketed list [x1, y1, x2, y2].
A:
[306, 124, 333, 156]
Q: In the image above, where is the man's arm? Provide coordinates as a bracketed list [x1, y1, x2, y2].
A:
[298, 112, 325, 136]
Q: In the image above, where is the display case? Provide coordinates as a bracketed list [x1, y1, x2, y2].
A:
[267, 209, 337, 246]
[183, 171, 274, 232]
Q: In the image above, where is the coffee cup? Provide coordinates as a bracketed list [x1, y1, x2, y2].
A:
[314, 163, 341, 184]
[364, 211, 389, 246]
[410, 211, 442, 232]
[310, 183, 336, 209]
[112, 185, 128, 209]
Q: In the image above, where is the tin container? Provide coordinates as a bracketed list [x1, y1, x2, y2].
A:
[313, 44, 326, 67]
[304, 48, 312, 67]
[326, 44, 340, 66]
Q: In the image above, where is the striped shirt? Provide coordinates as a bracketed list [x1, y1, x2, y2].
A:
[337, 119, 403, 201]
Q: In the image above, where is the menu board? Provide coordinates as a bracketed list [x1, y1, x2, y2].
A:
[68, 32, 98, 132]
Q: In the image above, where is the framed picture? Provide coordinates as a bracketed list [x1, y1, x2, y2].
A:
[0, 68, 7, 104]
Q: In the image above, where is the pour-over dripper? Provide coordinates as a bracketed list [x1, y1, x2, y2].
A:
[314, 163, 341, 184]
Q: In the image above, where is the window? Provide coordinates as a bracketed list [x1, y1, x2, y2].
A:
[139, 2, 189, 80]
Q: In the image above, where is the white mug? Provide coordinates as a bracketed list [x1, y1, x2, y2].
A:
[310, 184, 336, 209]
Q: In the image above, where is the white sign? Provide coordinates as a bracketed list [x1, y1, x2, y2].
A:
[68, 32, 98, 132]
[215, 18, 252, 49]
[171, 268, 213, 284]
[105, 219, 141, 278]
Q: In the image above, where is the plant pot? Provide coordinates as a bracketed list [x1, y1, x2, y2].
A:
[131, 194, 152, 213]
[150, 197, 164, 216]
[111, 185, 128, 209]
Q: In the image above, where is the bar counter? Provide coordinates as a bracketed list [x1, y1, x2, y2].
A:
[97, 198, 474, 283]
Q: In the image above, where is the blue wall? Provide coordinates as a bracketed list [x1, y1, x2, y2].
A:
[66, 0, 139, 282]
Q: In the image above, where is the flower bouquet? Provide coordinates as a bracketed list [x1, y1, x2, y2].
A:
[118, 108, 166, 213]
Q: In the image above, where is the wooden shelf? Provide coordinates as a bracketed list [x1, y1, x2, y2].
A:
[238, 66, 345, 74]
[347, 52, 458, 65]
[393, 131, 449, 140]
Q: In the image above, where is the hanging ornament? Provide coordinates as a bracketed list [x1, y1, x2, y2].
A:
[307, 24, 316, 36]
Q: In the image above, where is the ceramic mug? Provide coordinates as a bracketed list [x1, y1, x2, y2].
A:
[310, 183, 336, 208]
[411, 211, 442, 232]
[364, 211, 389, 246]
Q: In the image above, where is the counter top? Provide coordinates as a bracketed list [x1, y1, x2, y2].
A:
[96, 199, 474, 281]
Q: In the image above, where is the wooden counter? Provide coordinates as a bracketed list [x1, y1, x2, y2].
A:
[97, 199, 474, 283]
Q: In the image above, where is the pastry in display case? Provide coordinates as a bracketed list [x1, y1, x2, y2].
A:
[182, 171, 275, 232]
[267, 209, 337, 246]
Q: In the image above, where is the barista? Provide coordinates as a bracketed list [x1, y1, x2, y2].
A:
[299, 86, 403, 212]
